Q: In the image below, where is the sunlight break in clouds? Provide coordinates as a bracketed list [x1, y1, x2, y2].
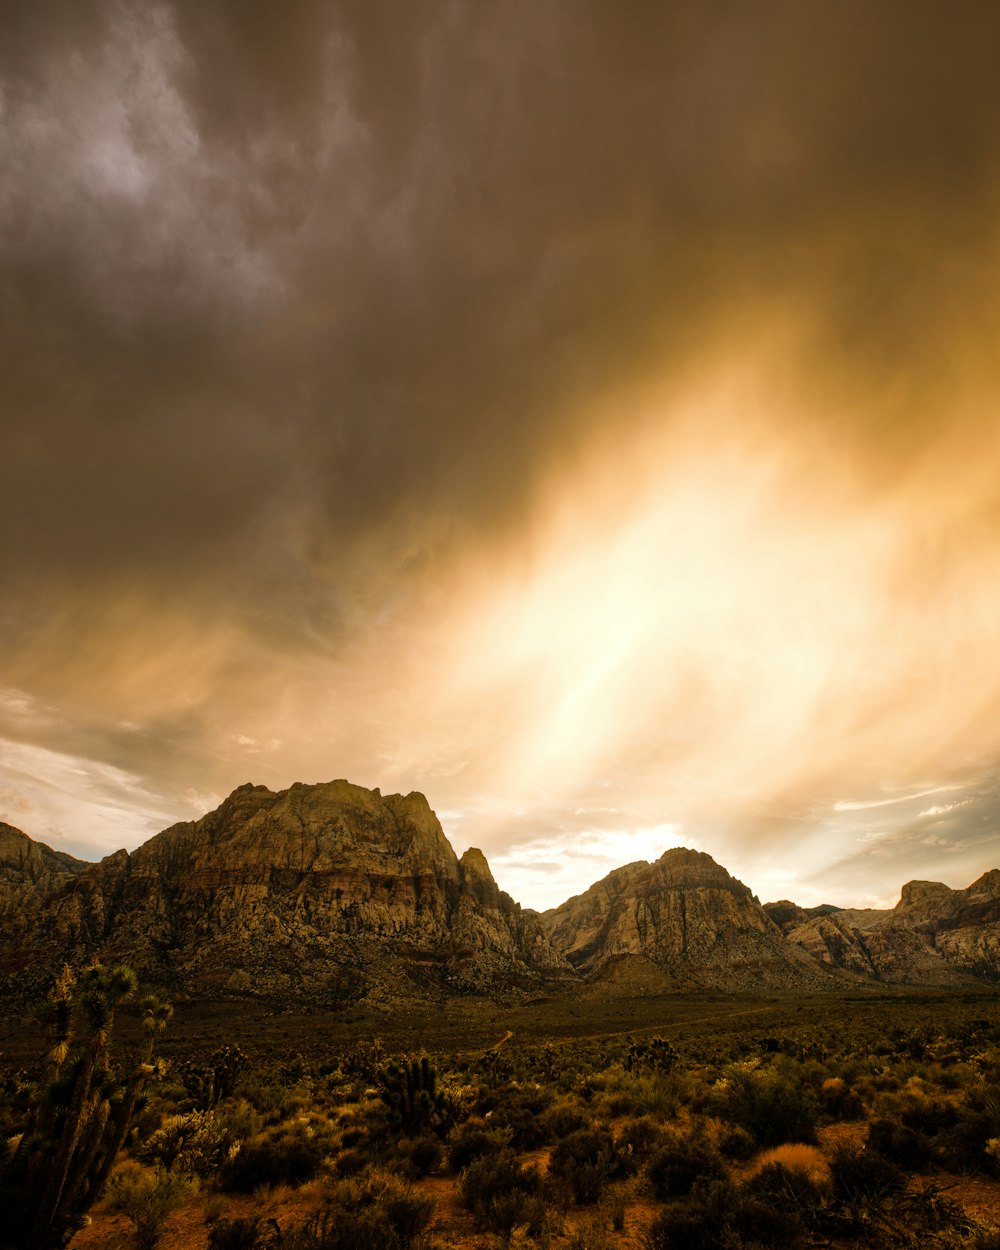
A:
[4, 3, 1000, 911]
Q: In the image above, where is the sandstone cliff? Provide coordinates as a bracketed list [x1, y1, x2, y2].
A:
[781, 871, 1000, 985]
[10, 786, 1000, 1000]
[541, 848, 836, 989]
[0, 822, 86, 922]
[2, 781, 571, 1005]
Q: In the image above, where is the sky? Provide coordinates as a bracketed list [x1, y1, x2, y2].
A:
[3, 1, 1000, 913]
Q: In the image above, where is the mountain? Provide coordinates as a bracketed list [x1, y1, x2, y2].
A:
[0, 781, 571, 1005]
[6, 784, 1000, 1003]
[540, 848, 839, 990]
[0, 822, 87, 922]
[775, 872, 1000, 985]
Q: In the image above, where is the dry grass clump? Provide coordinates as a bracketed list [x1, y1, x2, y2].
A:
[748, 1142, 829, 1186]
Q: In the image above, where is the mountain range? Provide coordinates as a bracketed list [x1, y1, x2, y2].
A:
[3, 779, 1000, 1006]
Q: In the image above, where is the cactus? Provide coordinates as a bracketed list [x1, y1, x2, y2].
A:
[378, 1056, 448, 1136]
[177, 1044, 248, 1109]
[0, 963, 171, 1250]
[624, 1036, 678, 1076]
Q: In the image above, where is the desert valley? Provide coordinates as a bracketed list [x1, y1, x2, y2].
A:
[4, 781, 1000, 1249]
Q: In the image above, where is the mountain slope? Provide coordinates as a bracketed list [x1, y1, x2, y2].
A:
[2, 780, 571, 1004]
[0, 821, 87, 922]
[541, 847, 837, 989]
[781, 872, 1000, 984]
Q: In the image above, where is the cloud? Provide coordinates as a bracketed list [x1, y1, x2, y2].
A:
[3, 3, 1000, 907]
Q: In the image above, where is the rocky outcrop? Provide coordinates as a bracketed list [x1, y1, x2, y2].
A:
[782, 871, 1000, 985]
[10, 784, 1000, 1000]
[763, 900, 842, 933]
[0, 822, 86, 922]
[2, 781, 571, 1005]
[541, 848, 837, 990]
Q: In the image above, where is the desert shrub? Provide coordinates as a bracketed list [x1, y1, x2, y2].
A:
[895, 1091, 959, 1136]
[207, 1215, 281, 1250]
[539, 1099, 589, 1141]
[282, 1202, 431, 1250]
[106, 1164, 197, 1250]
[937, 1086, 1000, 1171]
[400, 1132, 442, 1177]
[625, 1037, 678, 1076]
[219, 1126, 327, 1192]
[459, 1148, 542, 1233]
[710, 1067, 819, 1148]
[750, 1142, 828, 1185]
[447, 1118, 512, 1171]
[745, 1159, 826, 1213]
[549, 1128, 619, 1204]
[818, 1076, 865, 1119]
[568, 1211, 616, 1249]
[641, 1178, 801, 1250]
[616, 1115, 666, 1173]
[282, 1170, 435, 1250]
[867, 1116, 935, 1171]
[214, 1098, 264, 1144]
[624, 1073, 685, 1119]
[646, 1134, 725, 1201]
[138, 1109, 233, 1176]
[717, 1123, 756, 1160]
[331, 1146, 368, 1177]
[604, 1189, 626, 1232]
[828, 1141, 905, 1212]
[487, 1084, 555, 1149]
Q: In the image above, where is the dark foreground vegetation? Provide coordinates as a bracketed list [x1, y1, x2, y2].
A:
[3, 975, 1000, 1248]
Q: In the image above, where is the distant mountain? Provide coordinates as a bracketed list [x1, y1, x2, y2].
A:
[0, 781, 571, 1005]
[0, 821, 87, 922]
[778, 872, 1000, 985]
[5, 785, 1000, 1003]
[540, 848, 839, 990]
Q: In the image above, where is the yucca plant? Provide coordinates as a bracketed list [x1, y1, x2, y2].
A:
[177, 1044, 248, 1109]
[0, 962, 171, 1250]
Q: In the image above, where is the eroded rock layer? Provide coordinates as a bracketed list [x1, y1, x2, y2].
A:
[0, 822, 86, 922]
[2, 781, 571, 1004]
[541, 848, 836, 989]
[781, 871, 1000, 985]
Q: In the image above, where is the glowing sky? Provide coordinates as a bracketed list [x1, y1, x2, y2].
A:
[4, 2, 1000, 911]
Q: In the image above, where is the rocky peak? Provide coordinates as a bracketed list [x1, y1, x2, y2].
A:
[969, 869, 1000, 898]
[541, 846, 829, 988]
[647, 847, 754, 895]
[4, 780, 571, 1005]
[784, 866, 1000, 986]
[459, 847, 501, 908]
[0, 822, 87, 921]
[897, 880, 953, 910]
[763, 900, 842, 935]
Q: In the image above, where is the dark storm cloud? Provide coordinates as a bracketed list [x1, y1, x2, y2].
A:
[5, 1, 1000, 615]
[4, 1, 1000, 902]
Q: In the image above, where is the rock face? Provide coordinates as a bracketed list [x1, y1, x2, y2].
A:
[0, 822, 87, 922]
[781, 871, 1000, 985]
[9, 784, 1000, 1000]
[2, 781, 571, 1004]
[541, 848, 835, 989]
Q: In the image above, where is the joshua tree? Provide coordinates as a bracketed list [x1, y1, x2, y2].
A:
[0, 962, 171, 1250]
[177, 1044, 248, 1109]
